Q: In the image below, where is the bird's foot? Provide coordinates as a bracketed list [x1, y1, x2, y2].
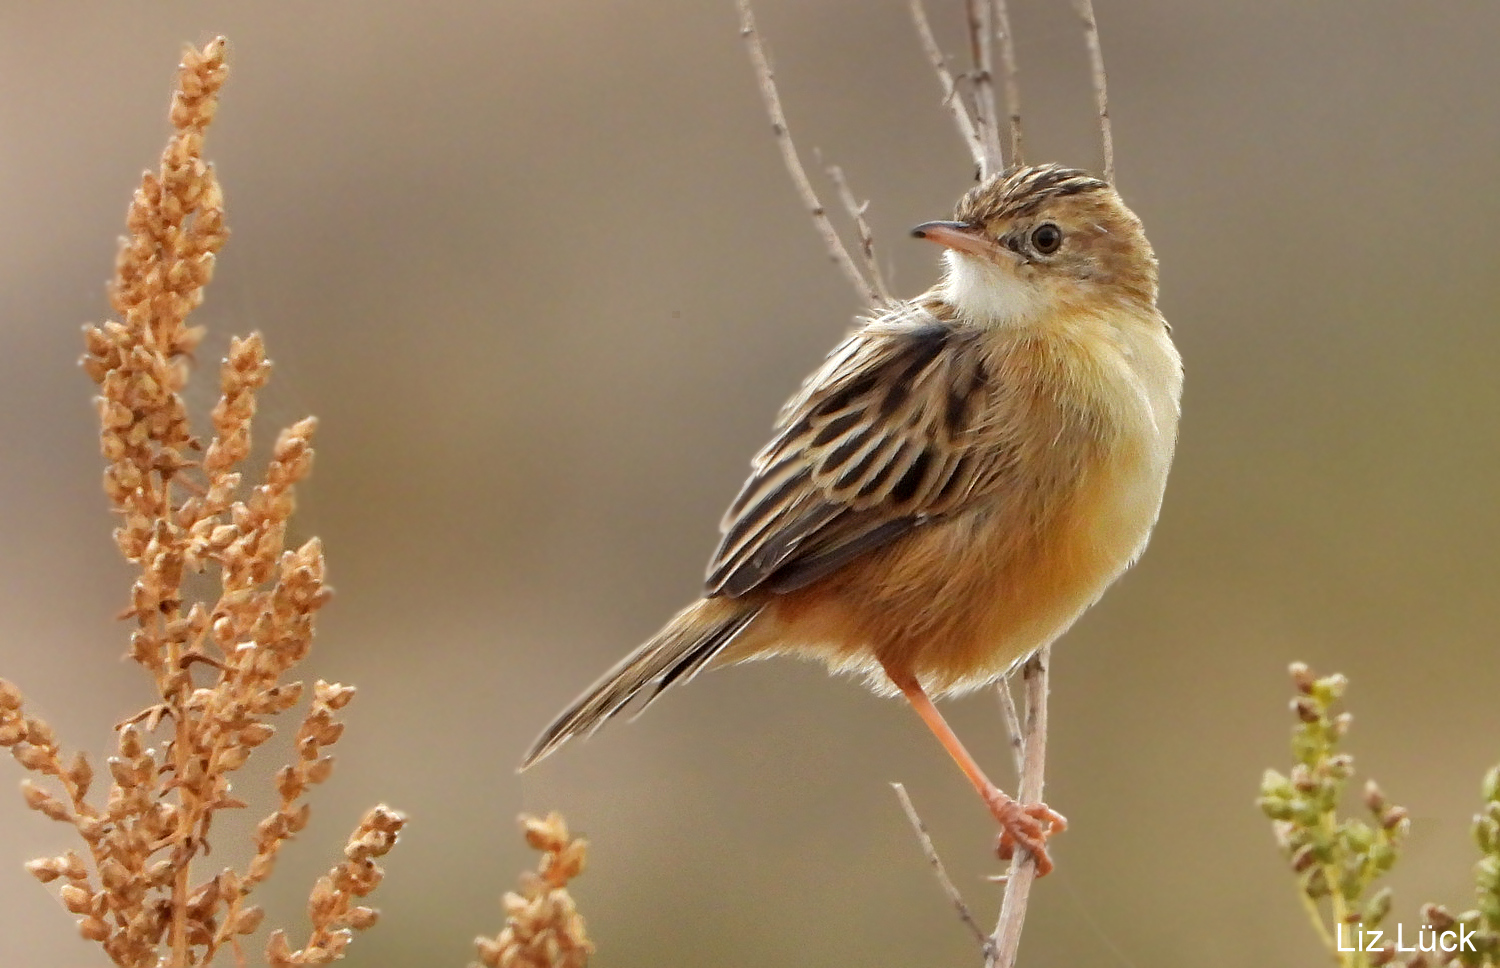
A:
[985, 789, 1067, 877]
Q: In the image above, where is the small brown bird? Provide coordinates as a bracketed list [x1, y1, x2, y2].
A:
[521, 164, 1182, 875]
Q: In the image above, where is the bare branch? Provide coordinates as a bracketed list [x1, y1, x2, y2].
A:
[891, 783, 992, 952]
[1070, 0, 1114, 183]
[987, 646, 1053, 968]
[964, 0, 1004, 175]
[736, 0, 879, 304]
[995, 674, 1024, 779]
[992, 0, 1024, 167]
[908, 0, 985, 176]
[823, 160, 893, 304]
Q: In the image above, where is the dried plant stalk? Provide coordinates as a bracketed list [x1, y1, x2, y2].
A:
[964, 0, 1004, 175]
[1070, 0, 1115, 183]
[889, 649, 1052, 968]
[908, 0, 986, 175]
[988, 648, 1052, 968]
[891, 783, 990, 951]
[473, 813, 594, 968]
[992, 0, 1024, 166]
[823, 160, 892, 304]
[1, 36, 403, 968]
[265, 805, 407, 966]
[736, 0, 893, 307]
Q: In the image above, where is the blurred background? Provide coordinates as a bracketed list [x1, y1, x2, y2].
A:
[1, 1, 1498, 965]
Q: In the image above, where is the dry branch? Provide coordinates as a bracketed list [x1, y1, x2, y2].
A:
[736, 0, 882, 305]
[908, 0, 986, 175]
[996, 675, 1025, 779]
[988, 647, 1053, 968]
[823, 160, 892, 304]
[993, 0, 1024, 166]
[1071, 0, 1115, 183]
[891, 783, 991, 951]
[964, 0, 1004, 175]
[890, 646, 1054, 968]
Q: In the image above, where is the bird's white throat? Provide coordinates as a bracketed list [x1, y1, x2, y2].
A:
[940, 250, 1046, 327]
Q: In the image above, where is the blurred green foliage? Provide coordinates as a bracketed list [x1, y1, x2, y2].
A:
[1261, 665, 1500, 968]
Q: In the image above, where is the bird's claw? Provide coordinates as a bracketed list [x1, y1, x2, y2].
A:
[987, 793, 1067, 876]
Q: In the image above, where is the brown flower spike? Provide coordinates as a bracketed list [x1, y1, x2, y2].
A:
[1, 36, 404, 968]
[473, 814, 594, 968]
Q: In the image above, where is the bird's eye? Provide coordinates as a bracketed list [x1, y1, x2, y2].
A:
[1030, 222, 1063, 255]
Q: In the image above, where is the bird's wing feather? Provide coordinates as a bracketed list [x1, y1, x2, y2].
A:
[707, 305, 998, 598]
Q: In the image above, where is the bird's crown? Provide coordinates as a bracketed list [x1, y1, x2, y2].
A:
[955, 164, 1109, 225]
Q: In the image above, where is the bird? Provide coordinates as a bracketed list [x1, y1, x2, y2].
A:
[520, 163, 1182, 876]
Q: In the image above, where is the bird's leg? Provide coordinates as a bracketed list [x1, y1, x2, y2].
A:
[883, 663, 1067, 875]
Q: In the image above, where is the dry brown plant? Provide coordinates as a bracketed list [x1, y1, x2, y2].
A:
[472, 814, 594, 968]
[0, 36, 405, 967]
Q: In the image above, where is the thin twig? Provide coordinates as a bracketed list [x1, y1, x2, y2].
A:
[736, 0, 878, 304]
[995, 674, 1024, 779]
[823, 160, 893, 304]
[988, 646, 1053, 968]
[992, 0, 1024, 167]
[908, 0, 985, 176]
[891, 783, 992, 952]
[1070, 0, 1114, 183]
[964, 0, 1004, 175]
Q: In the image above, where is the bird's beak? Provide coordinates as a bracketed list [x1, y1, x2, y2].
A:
[910, 220, 1004, 260]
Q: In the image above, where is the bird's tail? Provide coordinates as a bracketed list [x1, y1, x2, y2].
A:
[519, 596, 764, 769]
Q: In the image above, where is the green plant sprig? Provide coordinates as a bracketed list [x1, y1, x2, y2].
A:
[1259, 663, 1409, 967]
[1261, 664, 1500, 968]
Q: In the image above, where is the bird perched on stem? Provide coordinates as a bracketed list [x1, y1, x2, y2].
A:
[522, 163, 1182, 876]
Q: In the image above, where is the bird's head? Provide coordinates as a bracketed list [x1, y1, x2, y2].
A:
[912, 163, 1158, 327]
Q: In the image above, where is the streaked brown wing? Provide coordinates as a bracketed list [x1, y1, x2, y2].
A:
[706, 306, 996, 599]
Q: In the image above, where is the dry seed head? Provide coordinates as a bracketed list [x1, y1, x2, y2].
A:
[523, 813, 571, 854]
[60, 884, 95, 915]
[233, 904, 265, 936]
[26, 857, 67, 883]
[473, 813, 594, 968]
[26, 717, 57, 748]
[15, 743, 54, 772]
[79, 916, 111, 943]
[265, 807, 406, 965]
[66, 752, 94, 797]
[6, 34, 404, 968]
[25, 787, 71, 823]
